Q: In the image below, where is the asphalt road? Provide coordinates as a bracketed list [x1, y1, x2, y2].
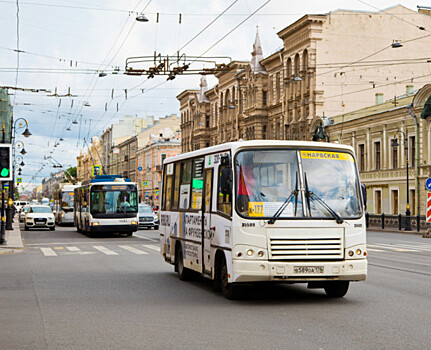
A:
[1, 224, 430, 350]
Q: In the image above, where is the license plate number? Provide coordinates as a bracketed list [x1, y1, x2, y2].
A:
[293, 266, 324, 274]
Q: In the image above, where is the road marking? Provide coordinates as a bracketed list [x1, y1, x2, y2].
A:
[367, 248, 384, 252]
[93, 246, 118, 255]
[142, 244, 159, 252]
[368, 244, 418, 252]
[40, 248, 57, 257]
[54, 247, 64, 250]
[134, 233, 158, 242]
[66, 247, 81, 252]
[119, 245, 148, 255]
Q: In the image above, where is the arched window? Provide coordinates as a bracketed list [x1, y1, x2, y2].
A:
[294, 54, 300, 77]
[286, 58, 292, 79]
[302, 50, 308, 72]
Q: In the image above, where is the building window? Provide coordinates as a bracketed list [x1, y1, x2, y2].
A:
[374, 141, 381, 170]
[409, 136, 415, 165]
[358, 144, 365, 171]
[262, 125, 267, 140]
[161, 153, 167, 166]
[262, 91, 267, 106]
[391, 140, 398, 169]
[206, 114, 210, 128]
[391, 189, 399, 214]
[375, 190, 382, 214]
[276, 72, 281, 101]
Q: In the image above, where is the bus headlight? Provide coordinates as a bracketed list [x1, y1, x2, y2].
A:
[234, 245, 266, 259]
[346, 244, 367, 259]
[91, 221, 100, 226]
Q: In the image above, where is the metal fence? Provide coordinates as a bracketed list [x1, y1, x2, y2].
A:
[366, 213, 431, 232]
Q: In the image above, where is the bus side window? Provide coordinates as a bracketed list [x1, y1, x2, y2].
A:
[179, 160, 192, 209]
[165, 176, 173, 211]
[217, 164, 232, 216]
[172, 163, 181, 209]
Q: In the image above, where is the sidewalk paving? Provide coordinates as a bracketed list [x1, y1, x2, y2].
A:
[0, 218, 24, 255]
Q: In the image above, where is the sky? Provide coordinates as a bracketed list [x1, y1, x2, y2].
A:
[0, 0, 425, 192]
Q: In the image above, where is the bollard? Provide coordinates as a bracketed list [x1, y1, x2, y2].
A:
[398, 214, 402, 230]
[417, 215, 420, 232]
[381, 213, 385, 229]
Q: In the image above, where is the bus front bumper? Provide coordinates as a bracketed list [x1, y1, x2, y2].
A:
[232, 259, 367, 283]
[90, 224, 138, 233]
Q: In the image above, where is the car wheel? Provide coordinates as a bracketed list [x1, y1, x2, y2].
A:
[154, 225, 159, 230]
[324, 281, 349, 298]
[49, 226, 55, 231]
[24, 225, 29, 231]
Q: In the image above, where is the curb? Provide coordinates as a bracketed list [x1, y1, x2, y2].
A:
[0, 218, 24, 254]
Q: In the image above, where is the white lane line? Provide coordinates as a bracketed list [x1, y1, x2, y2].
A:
[40, 248, 57, 257]
[142, 244, 160, 251]
[133, 233, 158, 242]
[367, 248, 384, 252]
[66, 247, 81, 252]
[119, 245, 148, 255]
[93, 246, 118, 256]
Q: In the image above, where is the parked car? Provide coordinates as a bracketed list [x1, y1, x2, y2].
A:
[24, 205, 55, 231]
[19, 205, 31, 222]
[15, 201, 29, 213]
[138, 204, 159, 230]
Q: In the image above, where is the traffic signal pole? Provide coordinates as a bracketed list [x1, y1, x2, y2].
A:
[1, 125, 6, 244]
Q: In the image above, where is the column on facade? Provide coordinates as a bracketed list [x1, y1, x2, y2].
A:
[400, 121, 405, 167]
[366, 128, 371, 172]
[382, 124, 387, 169]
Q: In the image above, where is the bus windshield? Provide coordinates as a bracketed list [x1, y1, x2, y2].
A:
[235, 149, 361, 219]
[90, 185, 138, 216]
[61, 191, 74, 208]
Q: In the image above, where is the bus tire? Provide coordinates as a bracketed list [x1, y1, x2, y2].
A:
[220, 256, 241, 300]
[175, 243, 193, 281]
[212, 252, 222, 292]
[324, 281, 349, 298]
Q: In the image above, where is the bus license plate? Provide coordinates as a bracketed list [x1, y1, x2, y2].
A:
[293, 266, 324, 274]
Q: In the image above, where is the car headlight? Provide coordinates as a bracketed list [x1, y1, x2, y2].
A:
[90, 221, 100, 226]
[131, 221, 137, 225]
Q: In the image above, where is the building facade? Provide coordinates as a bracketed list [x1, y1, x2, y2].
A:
[178, 5, 431, 149]
[326, 84, 431, 217]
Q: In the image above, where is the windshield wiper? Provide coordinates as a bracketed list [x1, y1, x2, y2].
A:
[268, 172, 298, 224]
[304, 173, 343, 224]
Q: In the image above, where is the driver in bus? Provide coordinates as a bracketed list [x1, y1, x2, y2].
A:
[237, 153, 257, 215]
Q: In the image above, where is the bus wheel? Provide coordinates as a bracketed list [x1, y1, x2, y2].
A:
[220, 257, 241, 300]
[175, 245, 193, 281]
[324, 281, 349, 298]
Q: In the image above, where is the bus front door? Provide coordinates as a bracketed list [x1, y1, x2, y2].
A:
[202, 169, 213, 277]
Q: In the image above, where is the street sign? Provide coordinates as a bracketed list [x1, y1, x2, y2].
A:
[137, 166, 143, 171]
[426, 177, 431, 191]
[16, 177, 22, 183]
[92, 165, 101, 177]
[143, 181, 148, 187]
[427, 192, 431, 223]
[4, 183, 9, 189]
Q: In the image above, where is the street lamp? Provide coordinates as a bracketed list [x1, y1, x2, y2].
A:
[391, 129, 412, 231]
[6, 117, 31, 229]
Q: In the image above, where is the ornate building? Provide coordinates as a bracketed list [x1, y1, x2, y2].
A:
[178, 6, 431, 150]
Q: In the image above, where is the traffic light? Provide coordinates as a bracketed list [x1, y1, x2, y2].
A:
[0, 144, 12, 181]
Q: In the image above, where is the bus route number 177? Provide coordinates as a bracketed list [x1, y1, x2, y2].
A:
[248, 202, 264, 217]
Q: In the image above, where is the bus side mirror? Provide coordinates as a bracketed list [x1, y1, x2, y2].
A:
[361, 183, 367, 210]
[221, 167, 233, 196]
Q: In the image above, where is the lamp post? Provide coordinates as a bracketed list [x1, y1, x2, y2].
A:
[6, 117, 31, 229]
[391, 129, 412, 231]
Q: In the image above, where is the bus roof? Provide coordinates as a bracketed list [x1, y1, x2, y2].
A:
[163, 140, 355, 164]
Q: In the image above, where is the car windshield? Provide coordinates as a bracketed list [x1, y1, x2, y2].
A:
[235, 149, 361, 220]
[139, 205, 153, 214]
[61, 191, 74, 208]
[31, 206, 51, 213]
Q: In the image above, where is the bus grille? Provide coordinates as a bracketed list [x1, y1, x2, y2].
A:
[269, 236, 343, 260]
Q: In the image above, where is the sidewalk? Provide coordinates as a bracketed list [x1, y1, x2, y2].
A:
[367, 226, 431, 238]
[0, 218, 24, 255]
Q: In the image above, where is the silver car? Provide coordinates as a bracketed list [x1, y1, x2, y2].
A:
[138, 204, 159, 230]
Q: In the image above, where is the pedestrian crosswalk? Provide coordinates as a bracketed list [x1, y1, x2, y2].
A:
[35, 244, 160, 257]
[367, 242, 431, 253]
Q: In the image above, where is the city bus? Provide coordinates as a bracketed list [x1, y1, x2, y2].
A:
[160, 140, 367, 299]
[74, 175, 138, 236]
[53, 183, 79, 225]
